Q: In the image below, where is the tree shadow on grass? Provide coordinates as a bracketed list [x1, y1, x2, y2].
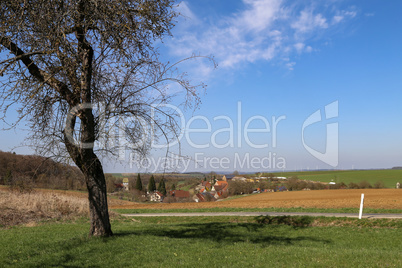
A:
[114, 222, 332, 246]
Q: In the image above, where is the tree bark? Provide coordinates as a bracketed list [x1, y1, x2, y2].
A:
[64, 141, 113, 236]
[64, 108, 113, 237]
[81, 152, 113, 237]
[65, 145, 113, 236]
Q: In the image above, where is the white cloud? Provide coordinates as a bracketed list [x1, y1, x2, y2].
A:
[291, 10, 328, 33]
[173, 0, 285, 68]
[285, 61, 296, 70]
[294, 42, 305, 53]
[294, 43, 313, 54]
[332, 10, 357, 25]
[344, 11, 357, 18]
[168, 1, 358, 71]
[333, 15, 344, 24]
[236, 0, 283, 32]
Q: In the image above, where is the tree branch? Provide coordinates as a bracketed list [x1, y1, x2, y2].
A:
[0, 36, 78, 106]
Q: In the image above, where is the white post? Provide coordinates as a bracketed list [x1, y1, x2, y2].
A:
[359, 193, 365, 219]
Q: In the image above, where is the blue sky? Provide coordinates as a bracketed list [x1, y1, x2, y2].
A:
[1, 0, 402, 173]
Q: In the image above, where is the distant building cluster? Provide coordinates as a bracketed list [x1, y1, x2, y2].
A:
[110, 173, 293, 203]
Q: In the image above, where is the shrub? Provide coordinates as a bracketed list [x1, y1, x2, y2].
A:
[285, 177, 299, 191]
[299, 180, 308, 190]
[358, 180, 372, 189]
[328, 182, 347, 190]
[129, 189, 147, 202]
[308, 182, 326, 190]
[348, 182, 360, 189]
[338, 182, 347, 189]
[373, 181, 385, 189]
[255, 215, 313, 228]
[106, 175, 118, 193]
[228, 181, 254, 195]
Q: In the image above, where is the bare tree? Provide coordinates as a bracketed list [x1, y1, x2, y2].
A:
[0, 0, 212, 236]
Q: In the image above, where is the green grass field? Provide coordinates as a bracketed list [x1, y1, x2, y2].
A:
[1, 216, 401, 267]
[272, 169, 402, 188]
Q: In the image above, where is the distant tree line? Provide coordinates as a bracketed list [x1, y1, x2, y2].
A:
[227, 176, 387, 196]
[285, 176, 386, 190]
[0, 151, 85, 191]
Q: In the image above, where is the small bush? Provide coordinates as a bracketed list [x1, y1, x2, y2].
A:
[347, 182, 359, 189]
[285, 177, 299, 191]
[228, 181, 255, 195]
[358, 180, 372, 189]
[309, 182, 327, 190]
[128, 189, 147, 202]
[373, 181, 385, 189]
[255, 215, 313, 228]
[338, 182, 347, 189]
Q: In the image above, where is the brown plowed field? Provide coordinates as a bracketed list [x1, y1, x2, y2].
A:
[110, 189, 402, 210]
[3, 187, 399, 210]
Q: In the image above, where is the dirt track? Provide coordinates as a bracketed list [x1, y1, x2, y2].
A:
[110, 189, 402, 210]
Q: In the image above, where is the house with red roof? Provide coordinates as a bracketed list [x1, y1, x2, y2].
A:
[149, 191, 164, 202]
[202, 181, 212, 191]
[213, 180, 229, 198]
[193, 192, 216, 202]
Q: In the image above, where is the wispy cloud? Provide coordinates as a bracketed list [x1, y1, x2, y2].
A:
[331, 10, 357, 25]
[168, 0, 357, 71]
[291, 9, 328, 33]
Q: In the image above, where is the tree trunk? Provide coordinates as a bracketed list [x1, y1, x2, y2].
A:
[64, 109, 113, 237]
[81, 153, 113, 237]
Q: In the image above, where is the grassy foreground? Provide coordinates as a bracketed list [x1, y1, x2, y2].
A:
[1, 216, 401, 267]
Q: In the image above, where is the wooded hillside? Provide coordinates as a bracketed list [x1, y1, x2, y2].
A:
[0, 151, 85, 191]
